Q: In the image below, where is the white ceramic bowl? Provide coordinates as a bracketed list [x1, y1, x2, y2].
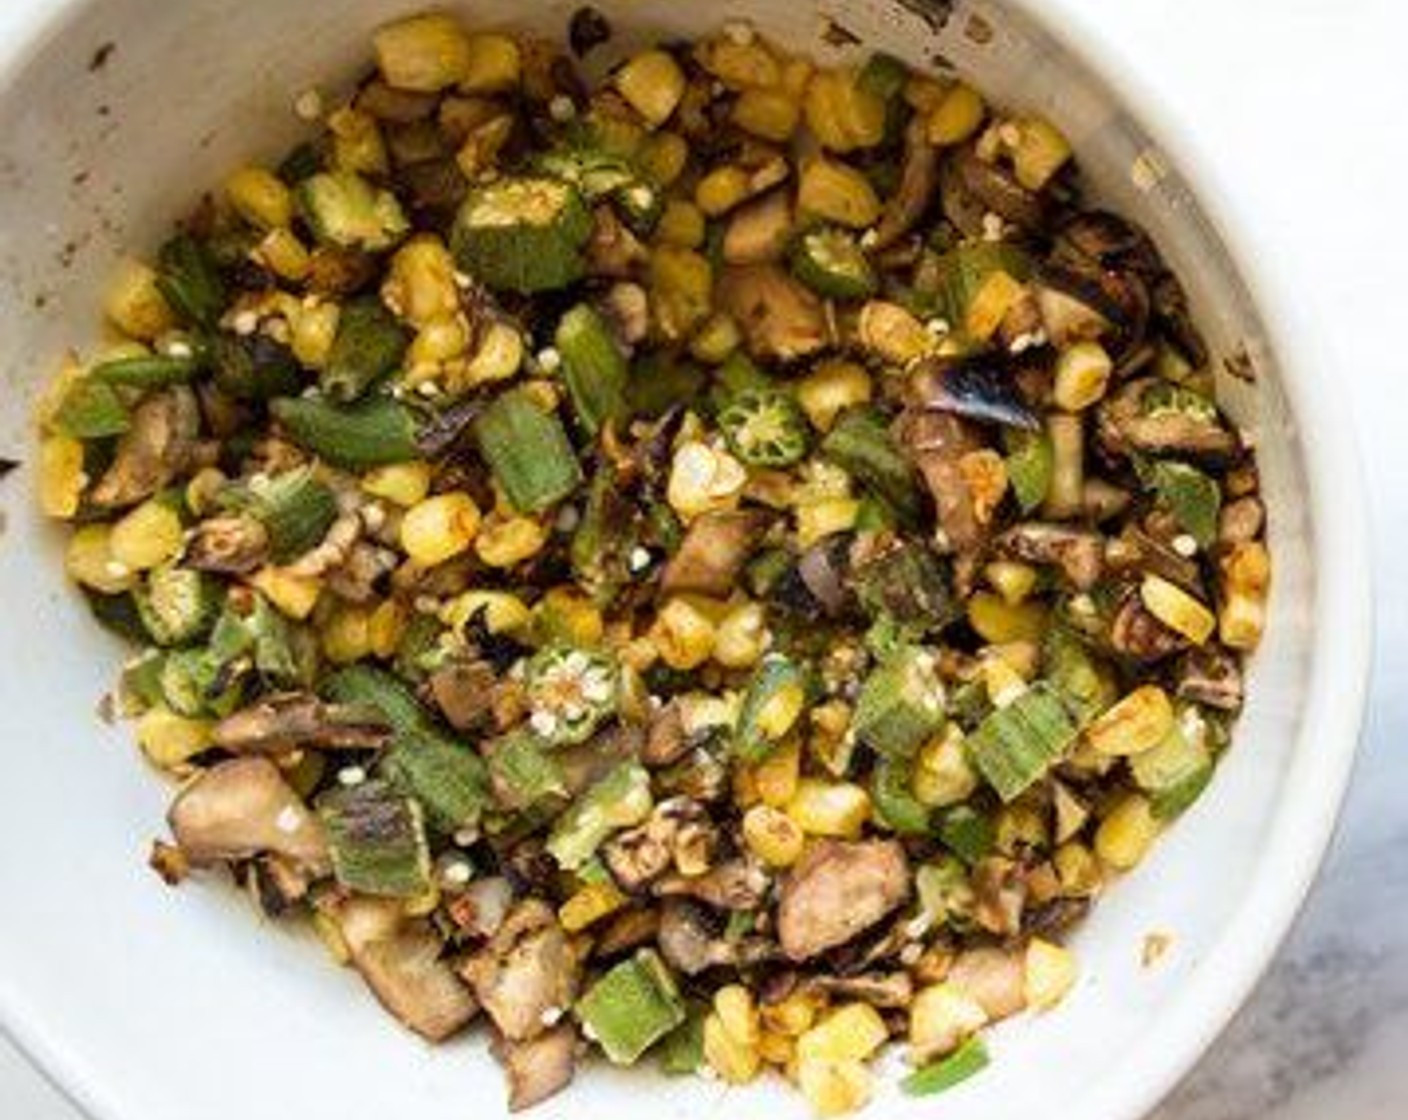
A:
[0, 1, 1371, 1118]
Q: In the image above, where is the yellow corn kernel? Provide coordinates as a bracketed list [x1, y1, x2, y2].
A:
[454, 111, 515, 178]
[38, 434, 87, 519]
[34, 354, 86, 430]
[184, 468, 228, 518]
[362, 461, 432, 507]
[615, 48, 686, 128]
[109, 499, 184, 571]
[913, 725, 979, 807]
[780, 54, 814, 98]
[909, 983, 988, 1059]
[368, 598, 406, 659]
[763, 989, 823, 1037]
[441, 589, 531, 633]
[225, 165, 294, 229]
[136, 707, 214, 770]
[798, 1057, 872, 1118]
[1219, 541, 1271, 651]
[857, 300, 934, 365]
[754, 737, 801, 808]
[649, 246, 714, 340]
[384, 235, 459, 327]
[715, 984, 761, 1048]
[985, 560, 1039, 605]
[1086, 685, 1174, 756]
[695, 165, 752, 217]
[1053, 340, 1113, 411]
[743, 804, 805, 868]
[400, 492, 481, 567]
[459, 320, 524, 388]
[249, 567, 322, 621]
[982, 653, 1029, 708]
[374, 12, 472, 92]
[733, 87, 801, 142]
[966, 270, 1027, 342]
[798, 159, 882, 229]
[704, 1010, 761, 1084]
[667, 440, 746, 520]
[1095, 793, 1161, 871]
[787, 778, 871, 838]
[257, 227, 312, 283]
[996, 800, 1049, 855]
[755, 681, 806, 742]
[696, 34, 781, 90]
[461, 32, 521, 93]
[804, 69, 887, 152]
[407, 315, 470, 376]
[321, 604, 374, 664]
[928, 82, 986, 145]
[1054, 841, 1103, 896]
[796, 360, 872, 432]
[402, 883, 442, 918]
[797, 1003, 888, 1064]
[714, 601, 770, 669]
[284, 299, 336, 367]
[650, 597, 717, 670]
[689, 312, 741, 365]
[103, 259, 174, 341]
[959, 449, 1008, 525]
[558, 879, 627, 932]
[1140, 574, 1215, 645]
[475, 513, 548, 568]
[327, 106, 388, 175]
[759, 1030, 795, 1066]
[65, 524, 137, 594]
[968, 591, 1047, 644]
[534, 586, 604, 647]
[796, 498, 861, 550]
[637, 130, 689, 186]
[1009, 116, 1072, 191]
[656, 199, 706, 248]
[1024, 938, 1078, 1011]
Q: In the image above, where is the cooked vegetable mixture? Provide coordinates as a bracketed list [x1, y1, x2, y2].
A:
[36, 9, 1270, 1114]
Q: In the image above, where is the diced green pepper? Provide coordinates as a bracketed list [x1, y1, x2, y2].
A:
[322, 297, 410, 403]
[853, 646, 947, 756]
[451, 176, 593, 293]
[556, 303, 629, 435]
[473, 387, 584, 512]
[575, 948, 686, 1065]
[902, 1036, 990, 1097]
[717, 388, 810, 467]
[790, 226, 877, 300]
[967, 683, 1079, 802]
[318, 779, 432, 898]
[546, 760, 653, 870]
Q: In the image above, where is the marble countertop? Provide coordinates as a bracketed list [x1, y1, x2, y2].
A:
[5, 0, 1407, 1116]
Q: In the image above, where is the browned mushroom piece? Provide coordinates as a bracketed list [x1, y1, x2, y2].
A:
[428, 660, 500, 731]
[1108, 586, 1187, 662]
[993, 522, 1105, 590]
[1098, 377, 1238, 460]
[796, 535, 855, 618]
[806, 970, 915, 1008]
[592, 906, 662, 958]
[776, 839, 910, 961]
[460, 899, 579, 1042]
[184, 514, 270, 574]
[873, 115, 939, 249]
[1054, 209, 1164, 277]
[641, 700, 689, 768]
[656, 898, 776, 976]
[1175, 646, 1245, 712]
[329, 894, 479, 1042]
[595, 281, 650, 347]
[91, 386, 201, 508]
[1218, 495, 1265, 546]
[655, 855, 769, 911]
[212, 693, 391, 756]
[716, 263, 828, 362]
[167, 757, 330, 876]
[722, 189, 793, 265]
[942, 147, 1045, 235]
[971, 857, 1027, 936]
[898, 409, 985, 552]
[494, 1022, 578, 1112]
[1082, 477, 1133, 522]
[659, 509, 771, 598]
[586, 204, 647, 277]
[947, 945, 1027, 1020]
[909, 355, 1041, 431]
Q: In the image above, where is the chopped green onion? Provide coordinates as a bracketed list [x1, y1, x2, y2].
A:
[546, 760, 653, 870]
[1130, 713, 1215, 819]
[319, 779, 432, 898]
[473, 387, 583, 512]
[853, 646, 947, 756]
[967, 683, 1079, 802]
[575, 948, 686, 1064]
[901, 1036, 990, 1096]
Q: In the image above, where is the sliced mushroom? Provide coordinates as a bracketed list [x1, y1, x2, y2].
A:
[167, 757, 330, 876]
[184, 515, 270, 574]
[1055, 210, 1164, 277]
[593, 906, 661, 957]
[994, 522, 1104, 590]
[495, 1022, 578, 1112]
[244, 853, 312, 916]
[909, 355, 1041, 430]
[806, 971, 914, 1008]
[330, 894, 478, 1042]
[429, 659, 500, 731]
[586, 204, 647, 278]
[659, 509, 771, 598]
[1108, 586, 1187, 662]
[91, 386, 200, 508]
[947, 945, 1027, 1020]
[722, 189, 794, 265]
[460, 899, 579, 1041]
[898, 409, 985, 552]
[212, 693, 391, 756]
[943, 147, 1045, 234]
[1098, 377, 1238, 460]
[716, 263, 828, 362]
[874, 115, 939, 249]
[972, 857, 1027, 936]
[655, 855, 769, 911]
[1175, 646, 1244, 711]
[1218, 495, 1265, 547]
[776, 839, 910, 961]
[655, 898, 776, 976]
[642, 701, 689, 768]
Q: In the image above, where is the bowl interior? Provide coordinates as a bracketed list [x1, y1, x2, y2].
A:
[0, 2, 1320, 1119]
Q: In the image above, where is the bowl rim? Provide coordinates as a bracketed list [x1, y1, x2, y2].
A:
[0, 2, 1373, 1119]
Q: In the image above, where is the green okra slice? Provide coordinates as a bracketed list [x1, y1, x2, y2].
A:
[575, 948, 686, 1065]
[821, 407, 924, 524]
[734, 653, 810, 762]
[271, 395, 421, 469]
[555, 303, 629, 435]
[156, 232, 226, 328]
[135, 564, 223, 647]
[853, 646, 947, 756]
[546, 760, 652, 870]
[318, 779, 432, 898]
[473, 386, 583, 512]
[321, 296, 410, 403]
[790, 226, 878, 300]
[967, 683, 1079, 802]
[298, 169, 410, 250]
[451, 176, 593, 293]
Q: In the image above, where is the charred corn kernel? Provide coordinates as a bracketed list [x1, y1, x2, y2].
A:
[715, 984, 761, 1048]
[384, 235, 459, 327]
[461, 32, 521, 93]
[287, 299, 338, 367]
[618, 636, 659, 673]
[104, 258, 175, 340]
[798, 158, 882, 229]
[928, 82, 986, 145]
[759, 1031, 795, 1066]
[715, 601, 770, 668]
[858, 300, 933, 365]
[982, 654, 1029, 708]
[796, 361, 872, 432]
[704, 1010, 761, 1084]
[695, 165, 752, 217]
[968, 591, 1047, 644]
[66, 524, 137, 594]
[225, 165, 293, 229]
[733, 87, 801, 142]
[763, 989, 822, 1037]
[460, 320, 523, 387]
[914, 725, 979, 807]
[1054, 841, 1103, 896]
[909, 983, 988, 1059]
[689, 312, 742, 365]
[798, 1003, 888, 1064]
[657, 199, 705, 248]
[753, 737, 801, 808]
[805, 68, 887, 152]
[362, 461, 432, 507]
[755, 681, 806, 741]
[966, 270, 1027, 341]
[374, 12, 472, 92]
[321, 604, 374, 664]
[249, 567, 322, 621]
[407, 315, 470, 373]
[1009, 116, 1072, 190]
[650, 246, 714, 340]
[959, 449, 1008, 524]
[136, 707, 214, 769]
[667, 440, 747, 519]
[475, 513, 548, 568]
[327, 106, 387, 175]
[780, 55, 815, 99]
[798, 1057, 872, 1117]
[1053, 341, 1113, 411]
[993, 639, 1040, 679]
[1140, 574, 1215, 645]
[1025, 938, 1078, 1011]
[796, 498, 861, 549]
[743, 804, 805, 867]
[650, 597, 717, 670]
[697, 35, 781, 90]
[1086, 685, 1174, 756]
[1219, 541, 1270, 650]
[996, 800, 1048, 854]
[368, 598, 406, 658]
[615, 48, 686, 127]
[184, 468, 228, 517]
[1095, 793, 1161, 871]
[399, 491, 481, 567]
[257, 227, 312, 283]
[454, 112, 514, 177]
[787, 778, 871, 838]
[536, 586, 604, 647]
[38, 434, 87, 519]
[638, 130, 688, 185]
[985, 559, 1039, 605]
[559, 879, 627, 932]
[441, 589, 531, 633]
